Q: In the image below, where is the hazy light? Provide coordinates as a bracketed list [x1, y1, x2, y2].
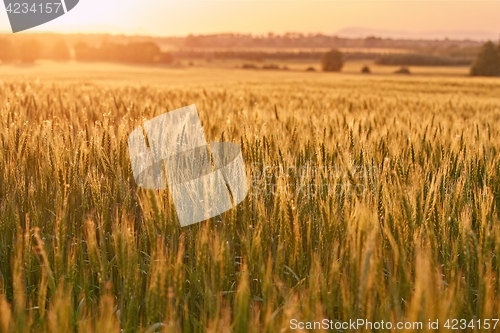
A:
[1, 1, 499, 38]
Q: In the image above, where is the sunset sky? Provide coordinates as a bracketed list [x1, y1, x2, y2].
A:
[1, 1, 500, 39]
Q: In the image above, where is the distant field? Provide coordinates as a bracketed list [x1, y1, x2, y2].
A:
[0, 60, 471, 83]
[1, 64, 500, 332]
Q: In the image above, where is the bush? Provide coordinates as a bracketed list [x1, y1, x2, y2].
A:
[321, 49, 343, 72]
[242, 63, 258, 69]
[361, 66, 371, 74]
[262, 64, 280, 70]
[394, 67, 411, 74]
[470, 41, 500, 77]
[306, 67, 316, 72]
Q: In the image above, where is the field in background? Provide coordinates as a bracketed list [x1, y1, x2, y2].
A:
[0, 60, 470, 83]
[1, 64, 500, 332]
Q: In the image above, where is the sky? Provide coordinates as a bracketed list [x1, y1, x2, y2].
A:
[1, 1, 500, 39]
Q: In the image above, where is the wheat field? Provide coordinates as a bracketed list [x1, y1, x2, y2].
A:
[1, 67, 500, 332]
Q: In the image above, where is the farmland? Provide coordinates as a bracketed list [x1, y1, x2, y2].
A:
[1, 62, 500, 332]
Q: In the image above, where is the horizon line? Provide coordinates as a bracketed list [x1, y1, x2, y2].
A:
[0, 30, 498, 42]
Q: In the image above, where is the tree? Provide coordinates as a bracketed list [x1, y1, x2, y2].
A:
[120, 42, 158, 63]
[470, 41, 500, 77]
[0, 39, 14, 63]
[129, 42, 161, 63]
[51, 40, 71, 61]
[185, 35, 204, 48]
[321, 49, 343, 72]
[159, 52, 174, 64]
[74, 42, 96, 61]
[498, 41, 500, 65]
[19, 39, 41, 63]
[99, 42, 125, 62]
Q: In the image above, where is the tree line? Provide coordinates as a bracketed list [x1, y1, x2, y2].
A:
[74, 42, 173, 64]
[0, 39, 174, 64]
[319, 39, 500, 76]
[0, 39, 70, 63]
[1, 35, 499, 76]
[376, 54, 471, 67]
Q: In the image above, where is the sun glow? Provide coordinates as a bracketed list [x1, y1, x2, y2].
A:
[1, 1, 499, 37]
